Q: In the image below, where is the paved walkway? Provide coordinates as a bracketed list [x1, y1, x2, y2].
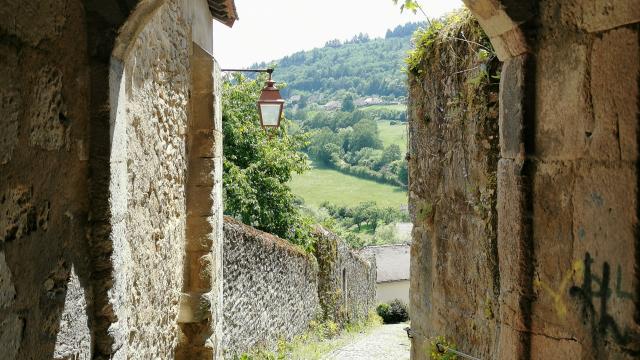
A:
[323, 323, 410, 360]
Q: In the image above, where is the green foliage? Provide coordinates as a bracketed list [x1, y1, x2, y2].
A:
[429, 336, 458, 360]
[349, 119, 383, 152]
[322, 202, 408, 232]
[222, 74, 315, 250]
[316, 201, 409, 248]
[406, 9, 495, 80]
[254, 25, 423, 108]
[302, 111, 406, 187]
[393, 0, 423, 15]
[341, 94, 355, 112]
[376, 299, 410, 323]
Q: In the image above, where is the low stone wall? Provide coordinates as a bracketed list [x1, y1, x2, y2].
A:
[222, 218, 376, 356]
[314, 227, 377, 326]
[222, 217, 320, 356]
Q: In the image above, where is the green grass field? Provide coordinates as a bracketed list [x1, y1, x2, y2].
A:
[290, 162, 407, 208]
[359, 104, 407, 112]
[378, 120, 408, 153]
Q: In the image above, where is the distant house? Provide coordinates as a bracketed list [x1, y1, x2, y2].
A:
[360, 244, 410, 305]
[364, 97, 384, 105]
[323, 100, 342, 111]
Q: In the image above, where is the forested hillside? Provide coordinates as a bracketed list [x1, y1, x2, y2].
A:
[254, 22, 424, 108]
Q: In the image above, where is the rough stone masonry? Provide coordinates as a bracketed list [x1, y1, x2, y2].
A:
[0, 0, 236, 358]
[409, 1, 640, 359]
[222, 217, 376, 356]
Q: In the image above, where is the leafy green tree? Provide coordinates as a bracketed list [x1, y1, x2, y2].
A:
[341, 94, 355, 112]
[381, 144, 402, 165]
[349, 119, 383, 152]
[307, 127, 342, 164]
[222, 74, 314, 250]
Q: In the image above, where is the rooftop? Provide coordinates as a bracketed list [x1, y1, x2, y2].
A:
[208, 0, 238, 27]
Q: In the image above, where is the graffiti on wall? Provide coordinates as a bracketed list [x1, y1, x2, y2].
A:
[535, 252, 638, 352]
[534, 260, 583, 319]
[569, 252, 638, 351]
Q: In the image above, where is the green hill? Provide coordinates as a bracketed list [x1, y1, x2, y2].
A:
[254, 22, 425, 108]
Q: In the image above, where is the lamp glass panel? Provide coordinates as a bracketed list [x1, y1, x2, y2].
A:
[260, 103, 281, 126]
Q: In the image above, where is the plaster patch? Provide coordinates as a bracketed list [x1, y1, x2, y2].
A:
[28, 66, 69, 151]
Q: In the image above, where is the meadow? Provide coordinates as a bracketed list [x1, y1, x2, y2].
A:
[290, 161, 407, 209]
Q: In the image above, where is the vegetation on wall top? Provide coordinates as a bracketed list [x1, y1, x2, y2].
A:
[406, 9, 495, 82]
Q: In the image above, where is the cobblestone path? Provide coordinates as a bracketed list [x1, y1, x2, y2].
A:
[323, 323, 410, 360]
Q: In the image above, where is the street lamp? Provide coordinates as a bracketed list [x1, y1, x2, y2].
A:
[222, 68, 285, 129]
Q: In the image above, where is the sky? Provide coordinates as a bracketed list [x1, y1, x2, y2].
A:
[212, 0, 464, 69]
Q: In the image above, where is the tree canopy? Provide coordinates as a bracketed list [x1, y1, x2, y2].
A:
[222, 74, 315, 250]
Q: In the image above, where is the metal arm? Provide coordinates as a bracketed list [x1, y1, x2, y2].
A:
[221, 68, 274, 79]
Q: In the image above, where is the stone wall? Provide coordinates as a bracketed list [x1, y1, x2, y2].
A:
[0, 0, 227, 359]
[222, 218, 376, 356]
[222, 217, 320, 356]
[315, 227, 377, 326]
[407, 10, 501, 359]
[409, 1, 640, 359]
[0, 1, 95, 358]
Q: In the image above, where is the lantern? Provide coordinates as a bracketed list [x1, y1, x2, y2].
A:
[257, 78, 284, 128]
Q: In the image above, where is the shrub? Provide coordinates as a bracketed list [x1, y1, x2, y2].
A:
[376, 299, 409, 323]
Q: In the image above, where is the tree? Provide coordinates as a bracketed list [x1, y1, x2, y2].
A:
[381, 144, 402, 164]
[222, 74, 315, 250]
[341, 94, 355, 112]
[349, 119, 383, 152]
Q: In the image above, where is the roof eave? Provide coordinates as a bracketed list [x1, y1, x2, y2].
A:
[208, 0, 238, 28]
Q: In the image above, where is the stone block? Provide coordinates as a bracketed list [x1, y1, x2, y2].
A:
[535, 41, 589, 160]
[0, 88, 21, 165]
[28, 66, 69, 151]
[186, 185, 213, 217]
[191, 92, 214, 130]
[496, 159, 527, 309]
[589, 27, 639, 162]
[530, 162, 576, 334]
[581, 0, 640, 33]
[0, 314, 23, 359]
[530, 333, 583, 360]
[496, 325, 527, 359]
[190, 129, 221, 159]
[500, 55, 527, 159]
[186, 251, 212, 292]
[0, 186, 36, 243]
[491, 28, 528, 61]
[177, 292, 212, 323]
[189, 157, 215, 188]
[186, 216, 214, 252]
[0, 0, 66, 46]
[572, 163, 636, 266]
[571, 162, 637, 332]
[0, 252, 15, 309]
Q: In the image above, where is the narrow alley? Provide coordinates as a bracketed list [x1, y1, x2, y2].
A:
[323, 324, 410, 360]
